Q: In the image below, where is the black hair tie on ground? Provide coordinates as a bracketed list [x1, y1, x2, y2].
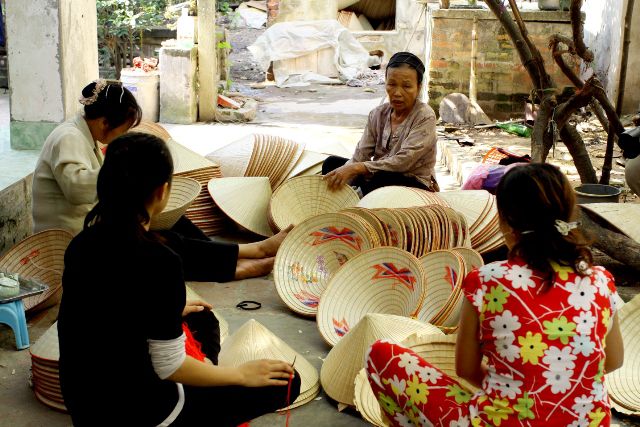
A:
[236, 300, 262, 310]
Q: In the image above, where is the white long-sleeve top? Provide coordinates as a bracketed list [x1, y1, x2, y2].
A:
[32, 114, 103, 235]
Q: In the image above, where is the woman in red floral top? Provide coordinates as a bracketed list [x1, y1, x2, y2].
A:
[366, 163, 624, 426]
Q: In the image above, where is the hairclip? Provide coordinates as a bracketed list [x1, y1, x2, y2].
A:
[79, 79, 108, 106]
[555, 219, 580, 236]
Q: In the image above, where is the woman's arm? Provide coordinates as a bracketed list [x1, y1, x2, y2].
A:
[365, 113, 436, 174]
[604, 313, 624, 373]
[456, 299, 485, 389]
[51, 133, 101, 205]
[167, 356, 293, 387]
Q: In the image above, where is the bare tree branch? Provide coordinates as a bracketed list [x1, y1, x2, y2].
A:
[570, 0, 594, 62]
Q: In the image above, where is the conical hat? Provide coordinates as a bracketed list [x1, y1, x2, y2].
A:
[129, 121, 172, 141]
[205, 135, 255, 178]
[320, 313, 442, 406]
[0, 229, 73, 313]
[218, 319, 319, 409]
[269, 175, 360, 231]
[354, 368, 387, 427]
[150, 177, 201, 230]
[165, 139, 218, 174]
[31, 321, 60, 362]
[274, 212, 379, 317]
[580, 203, 640, 243]
[417, 250, 464, 324]
[317, 247, 426, 346]
[358, 186, 430, 209]
[285, 150, 328, 180]
[606, 294, 640, 415]
[207, 177, 273, 237]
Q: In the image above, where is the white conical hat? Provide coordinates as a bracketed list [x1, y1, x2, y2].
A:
[316, 247, 426, 346]
[605, 294, 640, 415]
[218, 319, 319, 410]
[205, 135, 255, 178]
[150, 176, 201, 230]
[580, 203, 640, 243]
[269, 175, 360, 231]
[207, 177, 273, 237]
[320, 313, 442, 406]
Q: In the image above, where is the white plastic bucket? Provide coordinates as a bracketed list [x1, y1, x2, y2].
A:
[120, 68, 160, 122]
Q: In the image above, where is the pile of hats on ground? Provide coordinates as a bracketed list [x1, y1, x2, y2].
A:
[206, 134, 325, 189]
[359, 187, 504, 255]
[130, 122, 231, 236]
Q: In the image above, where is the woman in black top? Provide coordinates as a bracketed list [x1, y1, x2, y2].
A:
[58, 133, 300, 426]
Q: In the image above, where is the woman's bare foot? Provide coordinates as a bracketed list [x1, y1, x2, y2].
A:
[238, 225, 294, 259]
[234, 257, 275, 280]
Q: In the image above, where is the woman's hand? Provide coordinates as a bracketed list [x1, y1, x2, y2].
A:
[324, 162, 368, 190]
[182, 299, 213, 317]
[237, 359, 294, 387]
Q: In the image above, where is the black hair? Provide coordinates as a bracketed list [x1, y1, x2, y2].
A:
[82, 81, 142, 130]
[84, 132, 173, 239]
[496, 163, 592, 281]
[386, 52, 425, 85]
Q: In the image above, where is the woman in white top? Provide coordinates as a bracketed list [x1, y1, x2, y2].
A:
[31, 80, 287, 281]
[32, 79, 142, 235]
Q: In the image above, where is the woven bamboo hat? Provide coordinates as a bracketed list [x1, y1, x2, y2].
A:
[416, 250, 464, 324]
[606, 294, 640, 415]
[285, 150, 329, 181]
[218, 319, 319, 410]
[166, 139, 219, 175]
[207, 177, 273, 237]
[30, 321, 66, 411]
[353, 333, 477, 426]
[149, 176, 201, 230]
[274, 212, 379, 317]
[320, 313, 443, 406]
[269, 175, 360, 232]
[317, 247, 426, 346]
[130, 121, 172, 142]
[205, 135, 255, 178]
[358, 186, 450, 209]
[580, 203, 640, 243]
[0, 230, 73, 313]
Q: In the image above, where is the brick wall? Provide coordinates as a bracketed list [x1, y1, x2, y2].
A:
[426, 9, 579, 120]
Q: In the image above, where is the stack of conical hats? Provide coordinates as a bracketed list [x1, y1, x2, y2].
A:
[130, 122, 231, 236]
[437, 190, 505, 254]
[358, 186, 449, 209]
[341, 205, 470, 256]
[30, 322, 66, 412]
[205, 134, 307, 189]
[269, 175, 361, 231]
[218, 319, 320, 410]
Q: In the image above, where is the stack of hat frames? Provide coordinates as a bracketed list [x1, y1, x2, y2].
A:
[130, 122, 230, 236]
[218, 319, 319, 410]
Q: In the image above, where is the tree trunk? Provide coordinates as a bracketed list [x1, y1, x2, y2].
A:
[560, 125, 598, 183]
[579, 208, 640, 272]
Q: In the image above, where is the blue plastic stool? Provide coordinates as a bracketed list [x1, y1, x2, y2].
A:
[0, 299, 30, 350]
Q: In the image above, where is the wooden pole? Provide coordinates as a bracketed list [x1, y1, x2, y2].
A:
[469, 17, 478, 104]
[197, 0, 218, 122]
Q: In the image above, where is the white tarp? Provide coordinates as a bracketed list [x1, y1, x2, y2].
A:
[248, 20, 370, 87]
[237, 4, 267, 29]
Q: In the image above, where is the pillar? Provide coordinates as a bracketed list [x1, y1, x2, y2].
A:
[197, 0, 218, 122]
[160, 47, 198, 124]
[6, 0, 99, 149]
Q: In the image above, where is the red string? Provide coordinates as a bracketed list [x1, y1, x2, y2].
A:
[285, 373, 293, 427]
[182, 322, 206, 362]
